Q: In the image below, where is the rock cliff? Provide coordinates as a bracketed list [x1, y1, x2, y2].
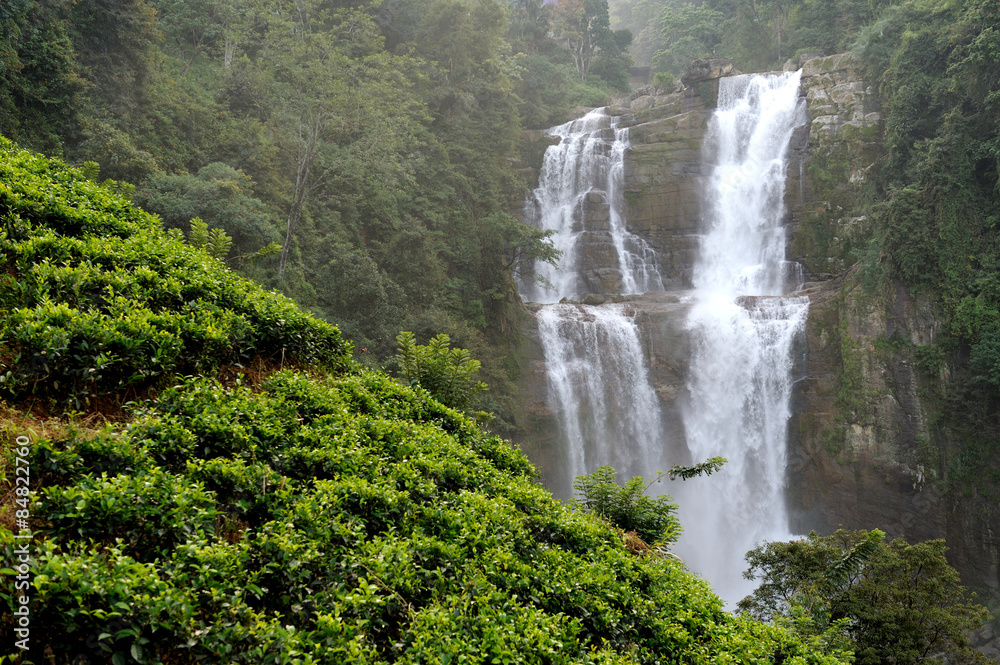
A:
[617, 78, 715, 286]
[782, 55, 998, 613]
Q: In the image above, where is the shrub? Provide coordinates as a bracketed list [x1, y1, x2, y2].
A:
[572, 466, 681, 546]
[394, 331, 487, 412]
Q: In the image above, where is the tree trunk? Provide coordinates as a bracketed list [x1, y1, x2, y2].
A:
[224, 37, 236, 70]
[278, 120, 320, 280]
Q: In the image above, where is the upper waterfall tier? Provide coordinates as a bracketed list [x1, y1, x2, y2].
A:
[694, 72, 807, 296]
[519, 108, 663, 303]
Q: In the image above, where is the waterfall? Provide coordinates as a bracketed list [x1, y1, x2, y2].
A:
[673, 71, 809, 604]
[524, 107, 666, 497]
[523, 76, 807, 604]
[521, 108, 663, 303]
[536, 304, 665, 494]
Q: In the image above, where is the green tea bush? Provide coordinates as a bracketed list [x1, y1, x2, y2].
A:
[40, 468, 219, 561]
[0, 138, 351, 405]
[5, 370, 850, 664]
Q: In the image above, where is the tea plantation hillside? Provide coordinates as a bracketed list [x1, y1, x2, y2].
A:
[0, 141, 847, 664]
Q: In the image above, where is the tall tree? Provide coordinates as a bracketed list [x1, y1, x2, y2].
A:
[740, 530, 991, 665]
[263, 0, 418, 279]
[154, 0, 238, 76]
[552, 0, 618, 80]
[653, 2, 725, 75]
[70, 0, 162, 123]
[0, 0, 85, 152]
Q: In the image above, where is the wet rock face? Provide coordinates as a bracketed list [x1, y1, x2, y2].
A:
[786, 54, 882, 280]
[789, 278, 945, 537]
[631, 293, 694, 454]
[575, 191, 624, 294]
[783, 56, 943, 544]
[789, 276, 1000, 595]
[801, 54, 881, 142]
[618, 83, 717, 287]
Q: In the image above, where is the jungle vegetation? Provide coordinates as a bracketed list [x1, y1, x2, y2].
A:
[0, 0, 634, 431]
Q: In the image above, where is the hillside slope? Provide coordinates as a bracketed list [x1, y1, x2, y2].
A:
[0, 142, 847, 664]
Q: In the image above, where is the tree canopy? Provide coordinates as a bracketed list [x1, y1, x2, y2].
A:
[0, 0, 639, 427]
[739, 530, 991, 665]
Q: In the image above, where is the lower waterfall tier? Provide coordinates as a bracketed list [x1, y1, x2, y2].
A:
[516, 293, 693, 500]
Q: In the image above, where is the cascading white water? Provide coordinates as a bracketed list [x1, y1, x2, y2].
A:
[521, 108, 663, 302]
[523, 108, 666, 497]
[523, 78, 807, 602]
[673, 71, 809, 604]
[536, 304, 665, 494]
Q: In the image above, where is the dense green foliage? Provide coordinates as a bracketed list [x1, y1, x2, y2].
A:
[394, 331, 488, 413]
[610, 0, 894, 72]
[0, 0, 629, 429]
[849, 3, 1000, 504]
[572, 466, 681, 547]
[1, 371, 846, 664]
[0, 140, 350, 406]
[0, 151, 852, 663]
[740, 530, 990, 665]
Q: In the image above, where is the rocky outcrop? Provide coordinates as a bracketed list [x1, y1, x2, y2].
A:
[786, 53, 882, 279]
[616, 63, 728, 287]
[682, 58, 740, 86]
